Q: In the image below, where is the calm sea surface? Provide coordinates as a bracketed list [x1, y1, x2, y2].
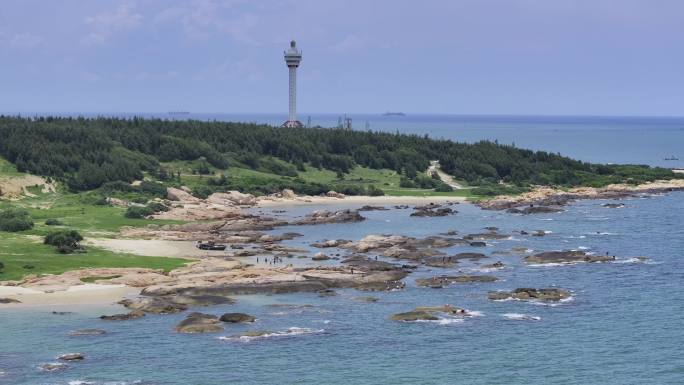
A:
[1, 115, 683, 384]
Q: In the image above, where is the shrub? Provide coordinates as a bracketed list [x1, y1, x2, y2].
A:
[44, 230, 84, 254]
[0, 208, 34, 232]
[0, 261, 4, 271]
[366, 185, 385, 196]
[124, 206, 154, 219]
[146, 202, 170, 213]
[434, 183, 453, 192]
[45, 218, 63, 226]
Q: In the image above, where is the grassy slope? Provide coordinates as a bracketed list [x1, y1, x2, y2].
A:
[0, 169, 190, 281]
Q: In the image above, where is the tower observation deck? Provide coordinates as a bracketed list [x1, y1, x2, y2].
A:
[282, 40, 303, 128]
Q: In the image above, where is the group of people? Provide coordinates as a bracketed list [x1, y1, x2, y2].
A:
[257, 255, 285, 265]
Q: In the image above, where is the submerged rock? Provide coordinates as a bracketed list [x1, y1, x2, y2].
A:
[219, 313, 256, 323]
[118, 297, 188, 314]
[293, 209, 365, 225]
[390, 311, 439, 322]
[175, 312, 223, 333]
[99, 310, 145, 321]
[488, 288, 571, 302]
[482, 261, 505, 269]
[524, 251, 615, 264]
[450, 252, 488, 261]
[40, 363, 67, 372]
[416, 275, 498, 288]
[358, 205, 389, 211]
[410, 207, 456, 217]
[602, 203, 625, 208]
[354, 296, 379, 303]
[68, 329, 107, 336]
[507, 206, 564, 215]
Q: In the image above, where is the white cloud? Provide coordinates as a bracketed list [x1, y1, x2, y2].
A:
[82, 3, 143, 46]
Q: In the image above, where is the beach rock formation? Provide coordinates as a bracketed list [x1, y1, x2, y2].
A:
[99, 310, 146, 321]
[175, 312, 224, 333]
[40, 363, 67, 372]
[524, 251, 615, 264]
[293, 209, 365, 225]
[507, 206, 564, 214]
[57, 353, 84, 361]
[410, 206, 456, 217]
[0, 297, 21, 304]
[391, 305, 472, 321]
[488, 288, 571, 302]
[390, 310, 439, 321]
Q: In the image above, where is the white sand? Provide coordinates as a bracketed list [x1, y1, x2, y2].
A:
[0, 283, 139, 306]
[86, 238, 221, 258]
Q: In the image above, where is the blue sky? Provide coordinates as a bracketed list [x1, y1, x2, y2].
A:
[1, 0, 682, 116]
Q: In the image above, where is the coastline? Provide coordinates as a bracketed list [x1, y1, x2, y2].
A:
[254, 194, 466, 207]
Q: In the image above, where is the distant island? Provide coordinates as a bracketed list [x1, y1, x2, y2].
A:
[382, 112, 406, 116]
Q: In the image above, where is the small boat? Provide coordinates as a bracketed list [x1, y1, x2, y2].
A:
[664, 156, 679, 161]
[196, 241, 227, 251]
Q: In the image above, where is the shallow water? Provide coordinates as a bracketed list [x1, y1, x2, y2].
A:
[2, 192, 683, 385]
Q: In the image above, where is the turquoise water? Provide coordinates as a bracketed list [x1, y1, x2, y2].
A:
[2, 193, 683, 385]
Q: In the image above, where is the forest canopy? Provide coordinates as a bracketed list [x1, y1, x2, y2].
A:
[0, 116, 677, 193]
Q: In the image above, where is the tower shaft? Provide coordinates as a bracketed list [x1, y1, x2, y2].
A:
[289, 66, 297, 122]
[283, 40, 302, 128]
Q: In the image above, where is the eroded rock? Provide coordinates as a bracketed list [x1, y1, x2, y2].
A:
[175, 312, 223, 333]
[488, 288, 571, 302]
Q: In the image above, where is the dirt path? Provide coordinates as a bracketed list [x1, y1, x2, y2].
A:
[428, 160, 463, 189]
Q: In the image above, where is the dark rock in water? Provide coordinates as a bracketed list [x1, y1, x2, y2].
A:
[57, 353, 84, 361]
[318, 289, 337, 297]
[219, 313, 256, 323]
[488, 288, 571, 302]
[51, 311, 73, 315]
[440, 230, 459, 236]
[524, 251, 615, 264]
[451, 252, 488, 261]
[390, 311, 439, 322]
[68, 329, 107, 336]
[465, 233, 508, 240]
[602, 203, 625, 208]
[410, 207, 456, 217]
[482, 261, 505, 269]
[416, 275, 498, 288]
[169, 295, 236, 307]
[469, 241, 487, 247]
[99, 310, 145, 321]
[484, 226, 499, 231]
[532, 230, 547, 237]
[507, 206, 564, 215]
[0, 298, 21, 304]
[341, 255, 400, 271]
[394, 205, 410, 209]
[175, 312, 223, 333]
[355, 296, 379, 303]
[118, 297, 188, 314]
[358, 205, 389, 211]
[293, 209, 365, 225]
[40, 363, 67, 371]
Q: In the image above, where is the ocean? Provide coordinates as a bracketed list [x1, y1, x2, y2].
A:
[1, 115, 683, 384]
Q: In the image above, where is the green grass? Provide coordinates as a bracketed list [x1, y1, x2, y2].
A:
[0, 233, 189, 281]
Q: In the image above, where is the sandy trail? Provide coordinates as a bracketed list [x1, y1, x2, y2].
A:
[0, 284, 139, 306]
[86, 239, 224, 259]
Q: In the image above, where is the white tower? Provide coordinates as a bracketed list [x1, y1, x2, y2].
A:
[282, 40, 303, 128]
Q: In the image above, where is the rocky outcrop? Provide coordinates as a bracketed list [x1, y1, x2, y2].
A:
[482, 261, 505, 269]
[390, 310, 439, 322]
[311, 252, 331, 261]
[410, 206, 456, 217]
[450, 252, 488, 261]
[167, 187, 199, 202]
[293, 209, 365, 225]
[219, 313, 256, 323]
[40, 363, 67, 371]
[524, 251, 615, 264]
[310, 239, 352, 248]
[391, 305, 472, 321]
[175, 312, 224, 333]
[207, 191, 257, 206]
[326, 191, 346, 198]
[118, 297, 188, 314]
[358, 205, 389, 211]
[415, 275, 497, 288]
[488, 288, 571, 302]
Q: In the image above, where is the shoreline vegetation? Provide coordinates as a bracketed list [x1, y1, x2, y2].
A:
[1, 115, 683, 306]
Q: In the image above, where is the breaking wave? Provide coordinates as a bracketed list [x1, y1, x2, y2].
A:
[219, 327, 325, 342]
[502, 313, 541, 321]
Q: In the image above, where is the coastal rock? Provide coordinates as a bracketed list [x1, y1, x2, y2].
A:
[416, 275, 497, 288]
[391, 305, 472, 321]
[219, 313, 256, 323]
[0, 297, 21, 304]
[57, 353, 84, 362]
[280, 189, 297, 199]
[293, 209, 365, 225]
[118, 297, 188, 314]
[482, 261, 505, 269]
[410, 206, 456, 217]
[167, 187, 199, 202]
[318, 289, 337, 297]
[175, 312, 224, 333]
[524, 251, 615, 264]
[312, 252, 331, 261]
[341, 255, 400, 271]
[359, 205, 389, 211]
[311, 239, 352, 248]
[464, 233, 509, 240]
[355, 296, 379, 303]
[488, 288, 571, 302]
[422, 256, 458, 268]
[469, 241, 487, 247]
[602, 203, 625, 208]
[451, 252, 488, 261]
[99, 310, 146, 321]
[168, 294, 236, 307]
[325, 191, 346, 198]
[68, 329, 107, 336]
[207, 191, 257, 206]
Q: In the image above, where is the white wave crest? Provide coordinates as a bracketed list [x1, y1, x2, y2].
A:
[502, 313, 541, 321]
[219, 327, 324, 342]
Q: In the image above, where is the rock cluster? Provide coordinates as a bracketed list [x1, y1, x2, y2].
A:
[524, 251, 615, 264]
[488, 288, 571, 302]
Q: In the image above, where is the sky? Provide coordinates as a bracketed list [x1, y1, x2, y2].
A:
[1, 0, 683, 116]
